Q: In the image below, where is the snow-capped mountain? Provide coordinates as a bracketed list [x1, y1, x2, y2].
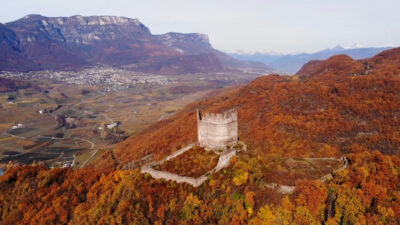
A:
[228, 45, 395, 74]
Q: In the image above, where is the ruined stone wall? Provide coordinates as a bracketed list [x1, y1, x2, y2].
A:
[141, 165, 208, 187]
[141, 147, 237, 187]
[197, 108, 238, 150]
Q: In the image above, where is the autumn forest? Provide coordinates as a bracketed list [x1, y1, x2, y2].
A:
[1, 48, 400, 224]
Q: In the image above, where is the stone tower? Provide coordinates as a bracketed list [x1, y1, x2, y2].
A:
[197, 108, 238, 150]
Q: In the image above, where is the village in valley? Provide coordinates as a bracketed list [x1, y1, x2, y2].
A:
[0, 66, 259, 92]
[0, 66, 260, 171]
[0, 66, 170, 91]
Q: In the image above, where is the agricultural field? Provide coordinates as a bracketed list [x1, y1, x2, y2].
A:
[0, 72, 254, 168]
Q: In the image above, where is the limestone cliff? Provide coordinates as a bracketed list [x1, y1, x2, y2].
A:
[0, 15, 273, 74]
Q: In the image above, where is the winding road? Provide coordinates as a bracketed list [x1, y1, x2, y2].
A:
[79, 149, 98, 168]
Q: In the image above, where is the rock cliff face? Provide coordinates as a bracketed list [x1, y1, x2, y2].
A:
[0, 23, 41, 71]
[8, 15, 152, 44]
[0, 15, 272, 74]
[156, 32, 213, 54]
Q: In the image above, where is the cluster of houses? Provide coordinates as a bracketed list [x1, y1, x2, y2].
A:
[0, 66, 170, 91]
[10, 123, 24, 130]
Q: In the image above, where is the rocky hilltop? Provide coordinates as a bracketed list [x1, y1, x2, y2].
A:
[0, 15, 272, 74]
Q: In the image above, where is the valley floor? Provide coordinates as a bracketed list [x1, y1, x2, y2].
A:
[0, 70, 257, 168]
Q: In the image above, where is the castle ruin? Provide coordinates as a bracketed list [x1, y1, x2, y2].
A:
[134, 108, 241, 187]
[197, 108, 238, 150]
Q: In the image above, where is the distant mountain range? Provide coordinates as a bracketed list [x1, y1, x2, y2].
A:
[0, 15, 272, 74]
[228, 45, 393, 74]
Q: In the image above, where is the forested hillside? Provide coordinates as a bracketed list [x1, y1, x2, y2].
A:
[1, 48, 400, 224]
[115, 48, 400, 163]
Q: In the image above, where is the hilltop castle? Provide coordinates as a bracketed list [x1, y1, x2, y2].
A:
[134, 108, 241, 187]
[197, 108, 238, 150]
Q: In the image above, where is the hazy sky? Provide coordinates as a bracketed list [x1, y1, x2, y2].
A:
[0, 0, 399, 53]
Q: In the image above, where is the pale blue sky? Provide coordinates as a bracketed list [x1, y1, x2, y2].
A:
[0, 0, 399, 53]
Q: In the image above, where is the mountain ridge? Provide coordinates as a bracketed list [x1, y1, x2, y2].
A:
[0, 14, 273, 74]
[229, 45, 393, 74]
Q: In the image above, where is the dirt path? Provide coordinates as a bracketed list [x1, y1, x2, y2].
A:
[79, 149, 98, 168]
[1, 132, 26, 140]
